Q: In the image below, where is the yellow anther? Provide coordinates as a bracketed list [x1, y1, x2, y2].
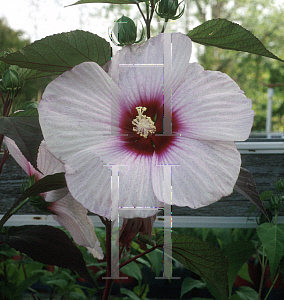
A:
[132, 106, 156, 138]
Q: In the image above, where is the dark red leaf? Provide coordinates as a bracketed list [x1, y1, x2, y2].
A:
[1, 225, 95, 284]
[234, 167, 269, 220]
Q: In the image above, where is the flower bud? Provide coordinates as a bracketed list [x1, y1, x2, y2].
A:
[156, 0, 185, 20]
[110, 16, 144, 47]
[113, 16, 137, 46]
[275, 179, 284, 192]
[268, 195, 283, 211]
[29, 195, 51, 213]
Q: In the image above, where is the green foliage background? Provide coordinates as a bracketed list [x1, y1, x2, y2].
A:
[0, 18, 54, 113]
[1, 0, 284, 132]
[189, 0, 284, 132]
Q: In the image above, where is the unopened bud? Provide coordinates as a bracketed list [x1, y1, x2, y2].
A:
[113, 16, 137, 45]
[275, 179, 284, 192]
[110, 16, 144, 47]
[156, 0, 185, 20]
[268, 195, 283, 211]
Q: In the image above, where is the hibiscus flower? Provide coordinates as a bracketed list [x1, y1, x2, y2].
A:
[4, 137, 103, 259]
[38, 33, 254, 220]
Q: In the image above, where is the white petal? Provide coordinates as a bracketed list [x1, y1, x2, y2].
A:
[65, 138, 160, 220]
[173, 63, 254, 141]
[48, 194, 103, 259]
[37, 141, 68, 202]
[108, 33, 192, 107]
[37, 141, 65, 175]
[38, 62, 122, 162]
[4, 137, 41, 180]
[152, 137, 241, 208]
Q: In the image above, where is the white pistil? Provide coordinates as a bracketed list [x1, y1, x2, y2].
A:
[132, 106, 156, 138]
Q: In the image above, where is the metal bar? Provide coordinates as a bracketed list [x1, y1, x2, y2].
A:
[2, 215, 284, 228]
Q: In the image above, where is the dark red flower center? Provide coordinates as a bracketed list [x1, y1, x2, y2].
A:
[119, 98, 181, 156]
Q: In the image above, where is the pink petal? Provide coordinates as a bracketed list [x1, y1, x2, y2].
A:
[65, 138, 161, 220]
[48, 194, 103, 259]
[4, 137, 41, 180]
[108, 33, 191, 107]
[152, 137, 241, 208]
[38, 62, 122, 162]
[173, 63, 254, 141]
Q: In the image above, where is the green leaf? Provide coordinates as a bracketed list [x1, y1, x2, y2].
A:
[146, 247, 163, 277]
[120, 288, 142, 300]
[237, 263, 253, 285]
[0, 108, 43, 170]
[14, 274, 46, 298]
[157, 234, 228, 300]
[120, 261, 142, 282]
[0, 30, 112, 74]
[180, 277, 206, 298]
[23, 68, 60, 80]
[223, 241, 255, 297]
[257, 223, 284, 279]
[235, 286, 258, 300]
[260, 191, 274, 201]
[45, 279, 68, 289]
[67, 0, 136, 6]
[187, 19, 283, 62]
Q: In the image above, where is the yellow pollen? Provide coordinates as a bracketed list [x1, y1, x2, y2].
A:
[132, 106, 156, 138]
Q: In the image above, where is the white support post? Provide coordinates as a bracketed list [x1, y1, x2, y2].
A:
[266, 87, 274, 138]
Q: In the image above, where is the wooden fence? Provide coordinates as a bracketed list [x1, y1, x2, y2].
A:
[1, 139, 284, 228]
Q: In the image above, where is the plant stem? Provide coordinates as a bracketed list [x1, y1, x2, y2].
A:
[0, 194, 28, 230]
[11, 198, 30, 215]
[263, 270, 280, 300]
[0, 149, 9, 175]
[258, 249, 268, 300]
[102, 219, 113, 300]
[136, 3, 146, 24]
[145, 2, 150, 39]
[119, 244, 159, 269]
[161, 19, 169, 33]
[274, 210, 279, 224]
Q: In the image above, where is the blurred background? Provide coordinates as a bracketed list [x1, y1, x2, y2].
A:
[1, 0, 284, 135]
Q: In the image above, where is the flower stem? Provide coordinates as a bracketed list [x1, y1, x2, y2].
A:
[102, 219, 113, 300]
[136, 3, 146, 24]
[274, 210, 279, 224]
[0, 195, 29, 231]
[161, 18, 169, 33]
[119, 244, 159, 269]
[10, 198, 30, 215]
[161, 19, 169, 33]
